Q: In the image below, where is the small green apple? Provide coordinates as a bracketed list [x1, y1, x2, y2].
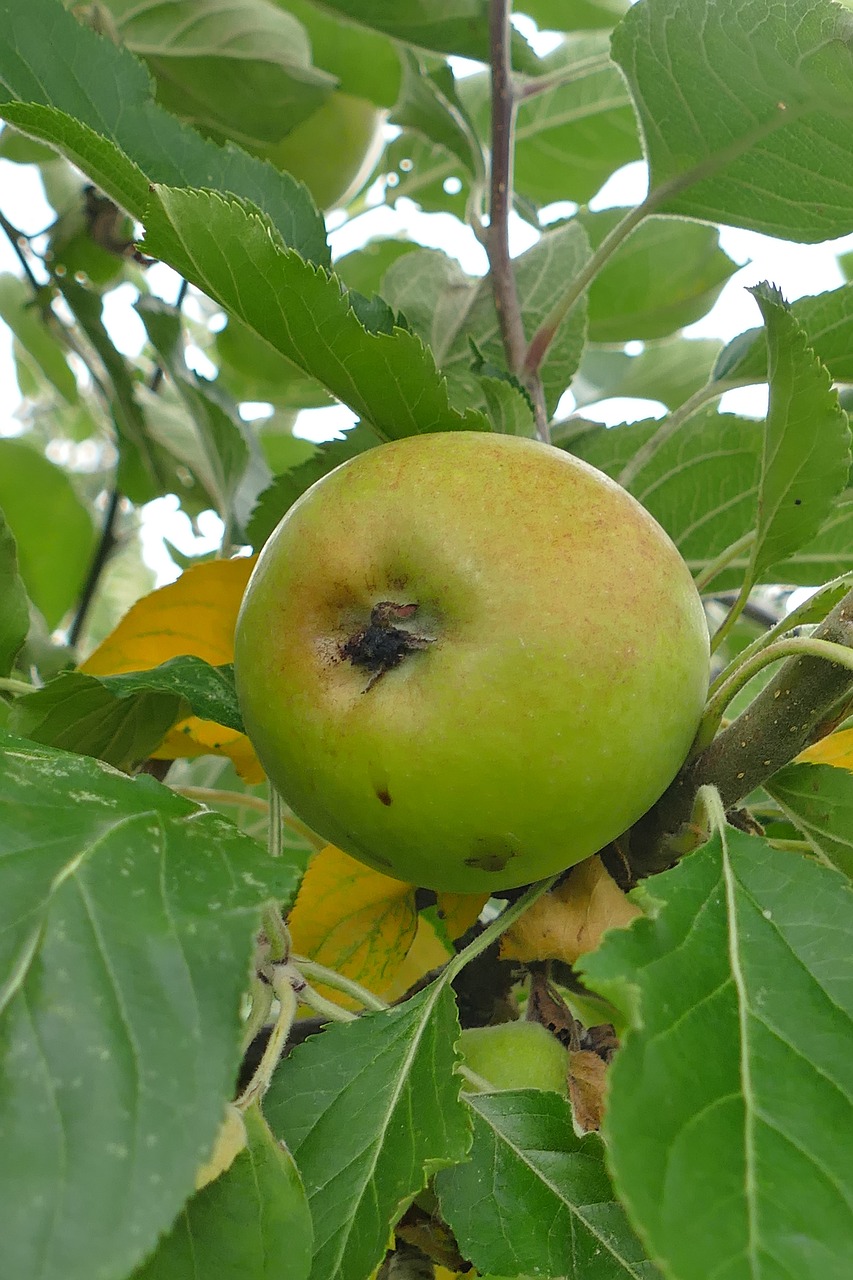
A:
[258, 92, 384, 210]
[458, 1021, 569, 1094]
[234, 432, 709, 892]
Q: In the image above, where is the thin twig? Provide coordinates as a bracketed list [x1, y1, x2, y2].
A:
[149, 276, 189, 393]
[486, 0, 549, 441]
[0, 209, 42, 291]
[68, 487, 121, 647]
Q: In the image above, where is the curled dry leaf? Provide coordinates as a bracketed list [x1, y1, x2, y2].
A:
[81, 557, 261, 780]
[568, 1048, 609, 1134]
[500, 854, 641, 965]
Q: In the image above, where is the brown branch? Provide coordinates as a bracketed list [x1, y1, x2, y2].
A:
[629, 587, 853, 876]
[486, 0, 548, 441]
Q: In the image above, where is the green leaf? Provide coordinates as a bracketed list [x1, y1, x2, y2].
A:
[512, 34, 641, 205]
[0, 272, 77, 403]
[715, 284, 853, 386]
[766, 761, 853, 880]
[612, 0, 853, 241]
[0, 506, 29, 678]
[136, 297, 263, 529]
[436, 1091, 656, 1279]
[567, 412, 762, 589]
[297, 0, 540, 70]
[57, 278, 176, 504]
[279, 0, 401, 107]
[0, 0, 329, 264]
[142, 186, 491, 439]
[333, 237, 421, 299]
[747, 283, 851, 581]
[0, 438, 95, 627]
[103, 0, 334, 148]
[478, 374, 537, 437]
[246, 422, 382, 547]
[581, 828, 853, 1280]
[8, 657, 244, 771]
[0, 728, 301, 1280]
[771, 493, 853, 585]
[8, 671, 182, 771]
[580, 210, 736, 342]
[265, 983, 471, 1280]
[135, 1103, 313, 1280]
[381, 222, 589, 417]
[214, 314, 333, 409]
[522, 0, 629, 28]
[391, 51, 484, 180]
[573, 337, 722, 410]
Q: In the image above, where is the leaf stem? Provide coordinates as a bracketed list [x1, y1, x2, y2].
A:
[268, 786, 284, 858]
[693, 532, 755, 593]
[262, 903, 291, 964]
[617, 378, 744, 490]
[707, 572, 853, 699]
[518, 51, 614, 101]
[440, 874, 559, 987]
[709, 576, 753, 655]
[694, 636, 853, 755]
[487, 0, 549, 441]
[293, 956, 389, 1012]
[525, 198, 651, 381]
[237, 967, 297, 1106]
[0, 676, 36, 696]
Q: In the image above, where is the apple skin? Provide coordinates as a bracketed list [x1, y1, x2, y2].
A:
[234, 432, 709, 893]
[458, 1021, 569, 1094]
[257, 92, 384, 211]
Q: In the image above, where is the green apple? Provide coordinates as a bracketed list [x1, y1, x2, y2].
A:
[234, 432, 709, 893]
[258, 92, 384, 211]
[458, 1021, 569, 1094]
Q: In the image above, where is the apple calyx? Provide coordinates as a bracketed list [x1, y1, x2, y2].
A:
[340, 601, 434, 688]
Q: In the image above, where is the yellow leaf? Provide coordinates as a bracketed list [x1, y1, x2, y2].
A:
[195, 1104, 247, 1190]
[382, 914, 454, 1004]
[435, 891, 489, 941]
[288, 846, 418, 1008]
[500, 856, 641, 965]
[798, 727, 853, 771]
[80, 556, 262, 781]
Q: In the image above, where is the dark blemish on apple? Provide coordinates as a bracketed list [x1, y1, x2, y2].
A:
[464, 838, 517, 874]
[375, 786, 393, 806]
[369, 851, 393, 869]
[341, 600, 435, 690]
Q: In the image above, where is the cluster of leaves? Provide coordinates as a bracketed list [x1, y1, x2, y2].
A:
[0, 0, 852, 1278]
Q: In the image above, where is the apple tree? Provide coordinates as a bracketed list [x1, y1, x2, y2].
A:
[0, 0, 852, 1278]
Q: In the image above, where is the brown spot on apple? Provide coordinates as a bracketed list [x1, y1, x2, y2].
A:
[375, 787, 393, 806]
[465, 838, 517, 874]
